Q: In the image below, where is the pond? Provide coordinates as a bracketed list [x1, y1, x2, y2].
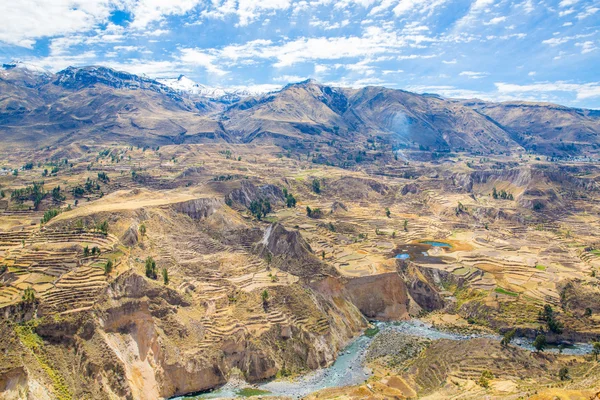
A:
[175, 320, 592, 399]
[420, 240, 452, 248]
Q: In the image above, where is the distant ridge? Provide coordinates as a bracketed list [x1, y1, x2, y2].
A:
[0, 64, 598, 156]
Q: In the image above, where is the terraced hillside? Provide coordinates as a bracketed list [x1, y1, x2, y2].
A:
[1, 141, 600, 399]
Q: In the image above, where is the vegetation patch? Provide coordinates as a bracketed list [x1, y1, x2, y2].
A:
[236, 388, 271, 397]
[15, 322, 72, 400]
[535, 264, 546, 271]
[364, 326, 380, 338]
[494, 287, 519, 297]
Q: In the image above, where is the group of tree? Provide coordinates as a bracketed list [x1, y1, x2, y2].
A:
[282, 188, 296, 208]
[104, 260, 113, 275]
[500, 328, 516, 347]
[145, 256, 158, 279]
[41, 208, 61, 224]
[250, 199, 272, 220]
[51, 186, 65, 202]
[492, 187, 514, 200]
[83, 245, 101, 257]
[72, 177, 103, 198]
[22, 287, 36, 303]
[11, 182, 46, 209]
[312, 179, 321, 194]
[144, 256, 168, 284]
[539, 304, 563, 334]
[95, 220, 109, 235]
[306, 206, 323, 219]
[97, 172, 110, 183]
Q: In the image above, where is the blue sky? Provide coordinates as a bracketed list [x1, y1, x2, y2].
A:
[0, 0, 599, 108]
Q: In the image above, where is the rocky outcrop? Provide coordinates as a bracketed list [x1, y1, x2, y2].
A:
[121, 223, 139, 247]
[397, 263, 447, 312]
[327, 177, 389, 201]
[227, 180, 285, 208]
[173, 198, 223, 220]
[344, 272, 410, 321]
[260, 223, 333, 279]
[401, 183, 419, 196]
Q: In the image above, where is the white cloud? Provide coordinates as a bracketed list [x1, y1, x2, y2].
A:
[495, 81, 600, 100]
[576, 41, 598, 54]
[559, 0, 578, 7]
[202, 0, 292, 26]
[442, 59, 457, 64]
[484, 16, 507, 25]
[129, 0, 203, 29]
[273, 75, 308, 82]
[309, 17, 350, 30]
[208, 26, 437, 68]
[528, 71, 536, 76]
[559, 8, 576, 17]
[382, 69, 403, 74]
[178, 48, 229, 76]
[459, 70, 489, 79]
[0, 0, 117, 48]
[577, 6, 599, 19]
[314, 64, 329, 73]
[397, 53, 438, 60]
[542, 32, 596, 46]
[454, 0, 496, 30]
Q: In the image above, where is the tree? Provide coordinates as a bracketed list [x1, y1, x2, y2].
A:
[96, 220, 109, 235]
[592, 341, 600, 361]
[533, 334, 546, 352]
[139, 223, 146, 240]
[22, 287, 35, 303]
[385, 208, 391, 218]
[162, 267, 169, 285]
[492, 187, 498, 199]
[41, 209, 60, 224]
[306, 206, 312, 217]
[403, 219, 408, 232]
[548, 318, 563, 334]
[145, 256, 157, 279]
[559, 367, 569, 381]
[83, 245, 90, 257]
[584, 307, 592, 317]
[250, 199, 271, 220]
[501, 329, 516, 347]
[312, 179, 321, 194]
[104, 260, 113, 275]
[478, 370, 493, 388]
[261, 289, 270, 309]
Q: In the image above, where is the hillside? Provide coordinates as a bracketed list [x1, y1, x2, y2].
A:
[1, 65, 599, 156]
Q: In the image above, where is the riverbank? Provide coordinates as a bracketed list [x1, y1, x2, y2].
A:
[175, 318, 596, 399]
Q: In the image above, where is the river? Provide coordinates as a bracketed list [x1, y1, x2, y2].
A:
[176, 320, 593, 399]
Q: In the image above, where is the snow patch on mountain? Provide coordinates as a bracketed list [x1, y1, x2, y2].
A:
[2, 61, 51, 75]
[158, 75, 281, 102]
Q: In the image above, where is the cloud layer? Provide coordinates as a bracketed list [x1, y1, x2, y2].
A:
[0, 0, 598, 108]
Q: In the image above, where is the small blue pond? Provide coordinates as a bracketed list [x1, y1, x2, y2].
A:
[421, 241, 452, 248]
[395, 253, 410, 260]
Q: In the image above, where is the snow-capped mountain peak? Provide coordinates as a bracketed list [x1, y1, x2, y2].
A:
[157, 75, 281, 103]
[2, 60, 51, 75]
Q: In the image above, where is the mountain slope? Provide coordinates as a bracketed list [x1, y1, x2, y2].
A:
[0, 66, 225, 149]
[0, 65, 599, 156]
[463, 100, 600, 155]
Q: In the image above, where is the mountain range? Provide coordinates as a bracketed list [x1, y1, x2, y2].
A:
[1, 62, 599, 156]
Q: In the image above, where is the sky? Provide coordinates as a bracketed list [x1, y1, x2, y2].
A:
[0, 0, 599, 108]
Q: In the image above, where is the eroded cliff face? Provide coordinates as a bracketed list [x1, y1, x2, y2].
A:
[344, 273, 411, 321]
